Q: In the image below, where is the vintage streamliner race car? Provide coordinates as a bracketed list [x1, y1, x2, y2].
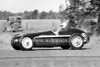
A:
[11, 28, 90, 51]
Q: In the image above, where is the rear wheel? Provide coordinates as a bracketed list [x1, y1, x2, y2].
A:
[69, 34, 84, 50]
[20, 37, 33, 50]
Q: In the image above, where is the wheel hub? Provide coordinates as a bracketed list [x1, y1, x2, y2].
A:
[71, 36, 83, 48]
[21, 37, 33, 49]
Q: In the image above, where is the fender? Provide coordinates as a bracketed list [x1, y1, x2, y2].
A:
[59, 28, 85, 35]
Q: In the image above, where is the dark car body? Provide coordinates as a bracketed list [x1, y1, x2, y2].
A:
[11, 28, 90, 50]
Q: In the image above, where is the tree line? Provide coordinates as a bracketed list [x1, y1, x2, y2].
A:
[0, 10, 60, 20]
[60, 0, 100, 35]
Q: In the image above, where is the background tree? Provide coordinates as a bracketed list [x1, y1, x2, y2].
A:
[39, 11, 47, 19]
[0, 11, 14, 20]
[46, 10, 59, 19]
[60, 0, 100, 34]
[30, 10, 39, 19]
[90, 0, 100, 31]
[0, 9, 60, 20]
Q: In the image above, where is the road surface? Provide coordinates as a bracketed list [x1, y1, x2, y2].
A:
[0, 32, 100, 67]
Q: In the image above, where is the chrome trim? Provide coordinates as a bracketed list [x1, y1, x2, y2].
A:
[14, 39, 19, 42]
[81, 33, 87, 37]
[81, 33, 88, 42]
[34, 35, 71, 39]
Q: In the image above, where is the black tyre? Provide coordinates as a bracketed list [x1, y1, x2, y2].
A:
[11, 34, 21, 50]
[20, 37, 33, 50]
[11, 43, 21, 50]
[61, 45, 70, 49]
[69, 34, 84, 50]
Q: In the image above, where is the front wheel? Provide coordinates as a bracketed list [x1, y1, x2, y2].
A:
[20, 37, 33, 50]
[69, 34, 84, 50]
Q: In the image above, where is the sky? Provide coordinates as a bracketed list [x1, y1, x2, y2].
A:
[0, 0, 66, 13]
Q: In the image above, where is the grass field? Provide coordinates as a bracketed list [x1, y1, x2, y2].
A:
[0, 19, 61, 33]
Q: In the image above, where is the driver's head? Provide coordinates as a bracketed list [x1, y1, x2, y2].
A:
[61, 19, 69, 28]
